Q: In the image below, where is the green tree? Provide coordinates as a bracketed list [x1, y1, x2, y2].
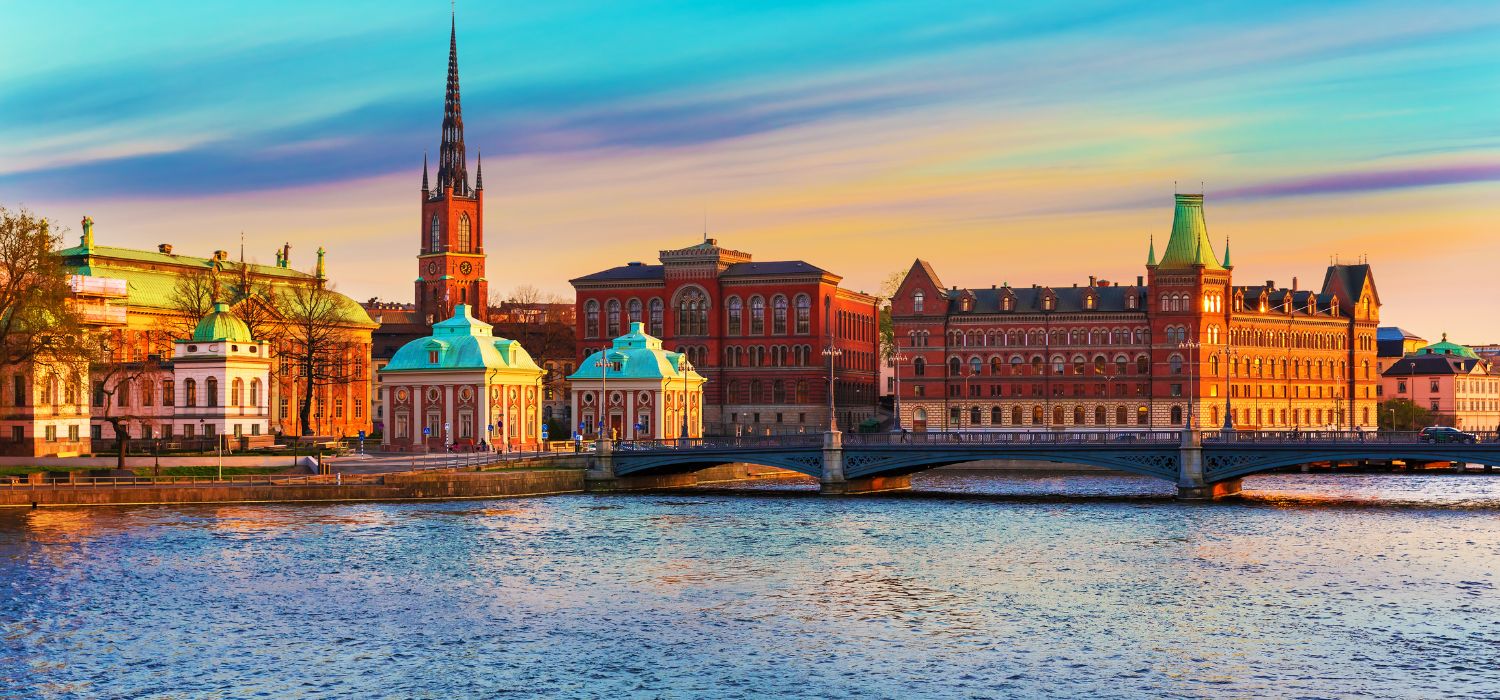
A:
[0, 206, 88, 369]
[1377, 398, 1433, 431]
[876, 269, 904, 360]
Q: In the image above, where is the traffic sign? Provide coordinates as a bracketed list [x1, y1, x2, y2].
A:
[358, 430, 366, 440]
[422, 427, 431, 436]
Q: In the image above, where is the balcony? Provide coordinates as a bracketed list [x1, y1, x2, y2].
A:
[67, 275, 128, 298]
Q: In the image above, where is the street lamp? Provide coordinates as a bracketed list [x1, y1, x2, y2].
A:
[963, 369, 978, 432]
[679, 356, 694, 442]
[1222, 346, 1238, 433]
[822, 344, 843, 433]
[1178, 341, 1202, 430]
[594, 349, 626, 443]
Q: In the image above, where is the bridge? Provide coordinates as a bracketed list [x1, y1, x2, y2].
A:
[588, 430, 1500, 499]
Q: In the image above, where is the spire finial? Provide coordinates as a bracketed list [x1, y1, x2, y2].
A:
[475, 148, 483, 190]
[422, 151, 430, 191]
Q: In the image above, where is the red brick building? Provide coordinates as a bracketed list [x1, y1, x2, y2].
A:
[892, 194, 1380, 432]
[571, 239, 879, 433]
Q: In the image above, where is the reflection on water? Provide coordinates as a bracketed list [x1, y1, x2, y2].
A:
[3, 472, 1500, 698]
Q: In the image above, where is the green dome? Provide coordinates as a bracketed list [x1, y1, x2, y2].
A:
[1412, 333, 1478, 359]
[192, 302, 253, 342]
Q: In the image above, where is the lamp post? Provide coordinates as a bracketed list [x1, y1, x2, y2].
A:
[679, 357, 694, 442]
[822, 344, 843, 433]
[892, 352, 908, 431]
[1178, 341, 1201, 430]
[963, 369, 977, 433]
[594, 350, 625, 444]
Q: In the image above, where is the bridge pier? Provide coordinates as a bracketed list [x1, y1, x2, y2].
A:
[585, 438, 617, 489]
[1176, 428, 1241, 500]
[818, 431, 910, 495]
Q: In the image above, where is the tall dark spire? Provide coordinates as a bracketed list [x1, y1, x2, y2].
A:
[475, 149, 483, 190]
[435, 13, 469, 196]
[421, 151, 430, 191]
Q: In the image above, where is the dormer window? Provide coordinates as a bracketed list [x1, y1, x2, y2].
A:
[1084, 295, 1095, 310]
[1002, 297, 1013, 311]
[913, 290, 925, 313]
[1042, 295, 1054, 311]
[1127, 295, 1137, 310]
[428, 350, 439, 364]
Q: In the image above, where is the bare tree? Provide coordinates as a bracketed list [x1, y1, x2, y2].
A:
[0, 206, 88, 370]
[159, 266, 219, 342]
[89, 335, 171, 469]
[877, 269, 904, 360]
[280, 282, 359, 436]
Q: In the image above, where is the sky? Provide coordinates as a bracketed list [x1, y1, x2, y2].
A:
[3, 1, 1498, 340]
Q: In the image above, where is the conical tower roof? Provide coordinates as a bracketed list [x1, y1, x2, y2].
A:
[1157, 194, 1223, 270]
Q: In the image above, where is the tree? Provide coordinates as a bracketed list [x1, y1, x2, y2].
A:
[0, 206, 88, 370]
[876, 269, 904, 360]
[160, 266, 219, 342]
[281, 282, 359, 436]
[1378, 398, 1433, 431]
[89, 335, 171, 469]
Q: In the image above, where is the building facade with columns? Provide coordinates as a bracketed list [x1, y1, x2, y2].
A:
[571, 239, 879, 434]
[891, 194, 1381, 433]
[379, 304, 544, 451]
[569, 322, 706, 441]
[163, 302, 274, 444]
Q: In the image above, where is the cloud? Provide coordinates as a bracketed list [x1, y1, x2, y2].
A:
[1218, 163, 1500, 200]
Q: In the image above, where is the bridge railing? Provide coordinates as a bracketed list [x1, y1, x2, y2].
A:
[1202, 429, 1499, 445]
[843, 430, 1182, 447]
[612, 434, 826, 452]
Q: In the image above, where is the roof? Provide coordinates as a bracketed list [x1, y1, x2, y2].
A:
[1322, 264, 1377, 308]
[1382, 354, 1487, 377]
[1411, 333, 1479, 359]
[190, 302, 254, 343]
[1156, 194, 1224, 271]
[58, 244, 376, 327]
[569, 322, 705, 381]
[570, 263, 665, 283]
[945, 285, 1144, 315]
[722, 261, 827, 277]
[1378, 326, 1423, 341]
[383, 304, 543, 374]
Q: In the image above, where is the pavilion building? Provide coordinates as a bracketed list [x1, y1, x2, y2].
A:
[569, 322, 706, 441]
[379, 304, 545, 451]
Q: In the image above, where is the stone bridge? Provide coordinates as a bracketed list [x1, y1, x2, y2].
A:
[589, 430, 1500, 499]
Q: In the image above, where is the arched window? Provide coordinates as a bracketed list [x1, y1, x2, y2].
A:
[1011, 406, 1023, 424]
[1170, 355, 1184, 375]
[457, 213, 472, 252]
[1053, 406, 1065, 424]
[628, 298, 642, 324]
[1032, 405, 1044, 424]
[1116, 405, 1128, 424]
[969, 357, 982, 376]
[429, 214, 440, 252]
[250, 379, 261, 406]
[727, 297, 743, 335]
[913, 358, 926, 376]
[772, 296, 788, 335]
[949, 357, 962, 376]
[676, 288, 709, 336]
[1136, 356, 1149, 374]
[749, 296, 766, 335]
[185, 379, 197, 407]
[649, 298, 664, 336]
[969, 406, 980, 425]
[1170, 405, 1183, 425]
[606, 300, 621, 336]
[231, 378, 243, 406]
[991, 357, 1003, 374]
[206, 377, 219, 407]
[795, 295, 811, 334]
[1210, 356, 1220, 376]
[584, 301, 600, 338]
[1095, 406, 1107, 425]
[991, 406, 1003, 424]
[913, 291, 925, 313]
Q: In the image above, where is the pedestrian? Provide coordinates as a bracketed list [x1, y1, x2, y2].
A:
[901, 428, 910, 444]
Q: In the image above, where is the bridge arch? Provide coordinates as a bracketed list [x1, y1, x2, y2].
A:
[1204, 447, 1500, 483]
[842, 447, 1180, 483]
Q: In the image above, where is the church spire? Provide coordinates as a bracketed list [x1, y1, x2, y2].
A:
[435, 12, 469, 196]
[475, 149, 483, 190]
[422, 152, 429, 192]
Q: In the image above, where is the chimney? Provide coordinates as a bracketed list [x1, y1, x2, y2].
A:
[1136, 275, 1144, 287]
[158, 243, 173, 254]
[1292, 276, 1299, 291]
[1265, 279, 1274, 289]
[1089, 275, 1097, 287]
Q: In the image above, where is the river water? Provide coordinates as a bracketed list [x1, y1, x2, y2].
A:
[3, 472, 1499, 699]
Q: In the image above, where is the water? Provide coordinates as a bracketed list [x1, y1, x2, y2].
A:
[4, 472, 1500, 699]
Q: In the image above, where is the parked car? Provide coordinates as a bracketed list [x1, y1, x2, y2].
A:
[1419, 427, 1478, 444]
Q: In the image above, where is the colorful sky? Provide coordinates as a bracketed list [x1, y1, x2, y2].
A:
[4, 2, 1498, 340]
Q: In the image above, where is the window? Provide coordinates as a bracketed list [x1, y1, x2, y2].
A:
[750, 296, 766, 335]
[628, 298, 642, 324]
[649, 298, 664, 336]
[429, 350, 440, 364]
[93, 381, 105, 407]
[773, 296, 788, 335]
[969, 357, 982, 376]
[727, 297, 743, 335]
[206, 377, 218, 407]
[795, 295, 811, 334]
[231, 378, 243, 406]
[913, 358, 926, 376]
[913, 291, 924, 313]
[584, 301, 600, 338]
[457, 213, 471, 252]
[162, 380, 175, 406]
[185, 379, 197, 407]
[429, 214, 441, 252]
[1170, 355, 1184, 375]
[250, 379, 261, 406]
[1170, 405, 1183, 425]
[141, 381, 154, 407]
[606, 299, 621, 337]
[675, 288, 709, 336]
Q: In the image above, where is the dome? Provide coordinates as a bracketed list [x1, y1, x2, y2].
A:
[570, 322, 703, 381]
[385, 304, 542, 373]
[191, 301, 254, 343]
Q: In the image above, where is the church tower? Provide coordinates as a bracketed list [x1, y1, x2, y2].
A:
[417, 15, 488, 325]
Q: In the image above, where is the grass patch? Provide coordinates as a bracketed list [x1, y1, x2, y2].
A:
[0, 465, 99, 477]
[136, 466, 289, 477]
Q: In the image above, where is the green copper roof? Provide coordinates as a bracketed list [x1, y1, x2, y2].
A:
[1157, 194, 1223, 271]
[570, 322, 706, 382]
[56, 244, 376, 327]
[191, 302, 254, 342]
[384, 304, 543, 373]
[1221, 237, 1232, 268]
[1146, 236, 1157, 267]
[1411, 333, 1479, 359]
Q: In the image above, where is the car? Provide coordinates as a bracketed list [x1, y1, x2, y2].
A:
[1419, 427, 1478, 444]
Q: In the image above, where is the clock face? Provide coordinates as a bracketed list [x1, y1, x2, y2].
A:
[426, 261, 438, 275]
[459, 261, 473, 275]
